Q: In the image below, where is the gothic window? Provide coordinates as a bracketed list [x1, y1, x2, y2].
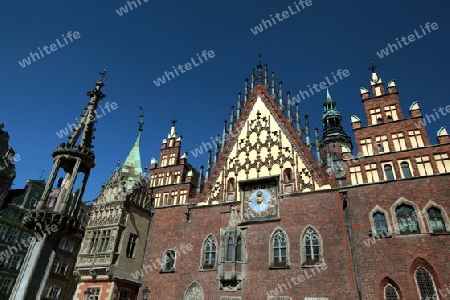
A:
[395, 204, 419, 234]
[201, 235, 217, 270]
[384, 284, 399, 300]
[400, 162, 412, 179]
[373, 212, 389, 235]
[99, 230, 111, 253]
[90, 231, 101, 253]
[174, 171, 181, 183]
[415, 268, 438, 299]
[184, 282, 204, 300]
[166, 172, 172, 185]
[161, 250, 176, 272]
[427, 207, 447, 232]
[270, 228, 289, 268]
[236, 238, 242, 261]
[163, 193, 169, 205]
[226, 236, 243, 262]
[302, 227, 322, 266]
[126, 234, 138, 258]
[226, 237, 233, 261]
[384, 164, 394, 181]
[154, 193, 161, 207]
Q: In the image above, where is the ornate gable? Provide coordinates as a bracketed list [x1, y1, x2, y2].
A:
[199, 83, 330, 205]
[94, 171, 127, 206]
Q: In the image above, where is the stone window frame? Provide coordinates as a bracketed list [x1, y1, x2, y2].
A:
[300, 225, 325, 268]
[268, 227, 290, 269]
[390, 197, 426, 235]
[382, 163, 396, 181]
[384, 283, 400, 300]
[423, 201, 450, 233]
[369, 205, 392, 237]
[414, 267, 439, 299]
[160, 249, 176, 273]
[199, 234, 217, 271]
[398, 160, 413, 179]
[184, 281, 204, 300]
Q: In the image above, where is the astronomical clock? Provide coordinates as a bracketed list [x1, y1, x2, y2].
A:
[240, 176, 279, 223]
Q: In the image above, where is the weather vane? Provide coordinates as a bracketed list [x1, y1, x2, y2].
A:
[99, 68, 107, 80]
[368, 61, 377, 73]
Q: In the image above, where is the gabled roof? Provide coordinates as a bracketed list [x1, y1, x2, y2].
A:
[200, 83, 330, 204]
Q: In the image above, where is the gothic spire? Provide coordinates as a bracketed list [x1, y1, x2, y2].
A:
[121, 108, 144, 190]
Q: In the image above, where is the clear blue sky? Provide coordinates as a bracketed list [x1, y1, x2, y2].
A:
[1, 0, 449, 201]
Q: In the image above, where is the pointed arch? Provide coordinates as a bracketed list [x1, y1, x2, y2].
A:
[184, 281, 204, 300]
[380, 277, 402, 300]
[369, 205, 392, 237]
[409, 258, 440, 299]
[269, 227, 290, 269]
[300, 225, 324, 266]
[390, 197, 426, 235]
[199, 234, 217, 270]
[423, 201, 450, 233]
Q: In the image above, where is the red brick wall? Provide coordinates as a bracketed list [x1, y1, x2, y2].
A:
[345, 174, 450, 299]
[142, 191, 359, 299]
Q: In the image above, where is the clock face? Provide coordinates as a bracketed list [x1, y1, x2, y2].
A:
[248, 189, 272, 212]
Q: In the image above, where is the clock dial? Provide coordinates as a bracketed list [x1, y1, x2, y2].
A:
[248, 189, 272, 212]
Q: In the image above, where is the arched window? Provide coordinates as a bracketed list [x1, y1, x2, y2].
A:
[373, 212, 388, 235]
[184, 282, 204, 300]
[415, 268, 438, 299]
[236, 238, 242, 261]
[400, 162, 412, 179]
[161, 250, 176, 272]
[226, 238, 233, 261]
[302, 227, 320, 266]
[384, 164, 394, 181]
[384, 284, 399, 300]
[428, 207, 446, 232]
[201, 235, 216, 270]
[271, 229, 288, 268]
[396, 204, 419, 234]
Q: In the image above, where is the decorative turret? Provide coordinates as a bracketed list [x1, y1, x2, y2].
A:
[25, 70, 107, 231]
[319, 87, 352, 170]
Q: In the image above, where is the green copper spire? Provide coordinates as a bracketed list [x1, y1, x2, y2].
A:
[326, 87, 332, 102]
[121, 108, 144, 190]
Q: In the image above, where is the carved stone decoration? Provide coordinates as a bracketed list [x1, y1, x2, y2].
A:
[184, 282, 204, 300]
